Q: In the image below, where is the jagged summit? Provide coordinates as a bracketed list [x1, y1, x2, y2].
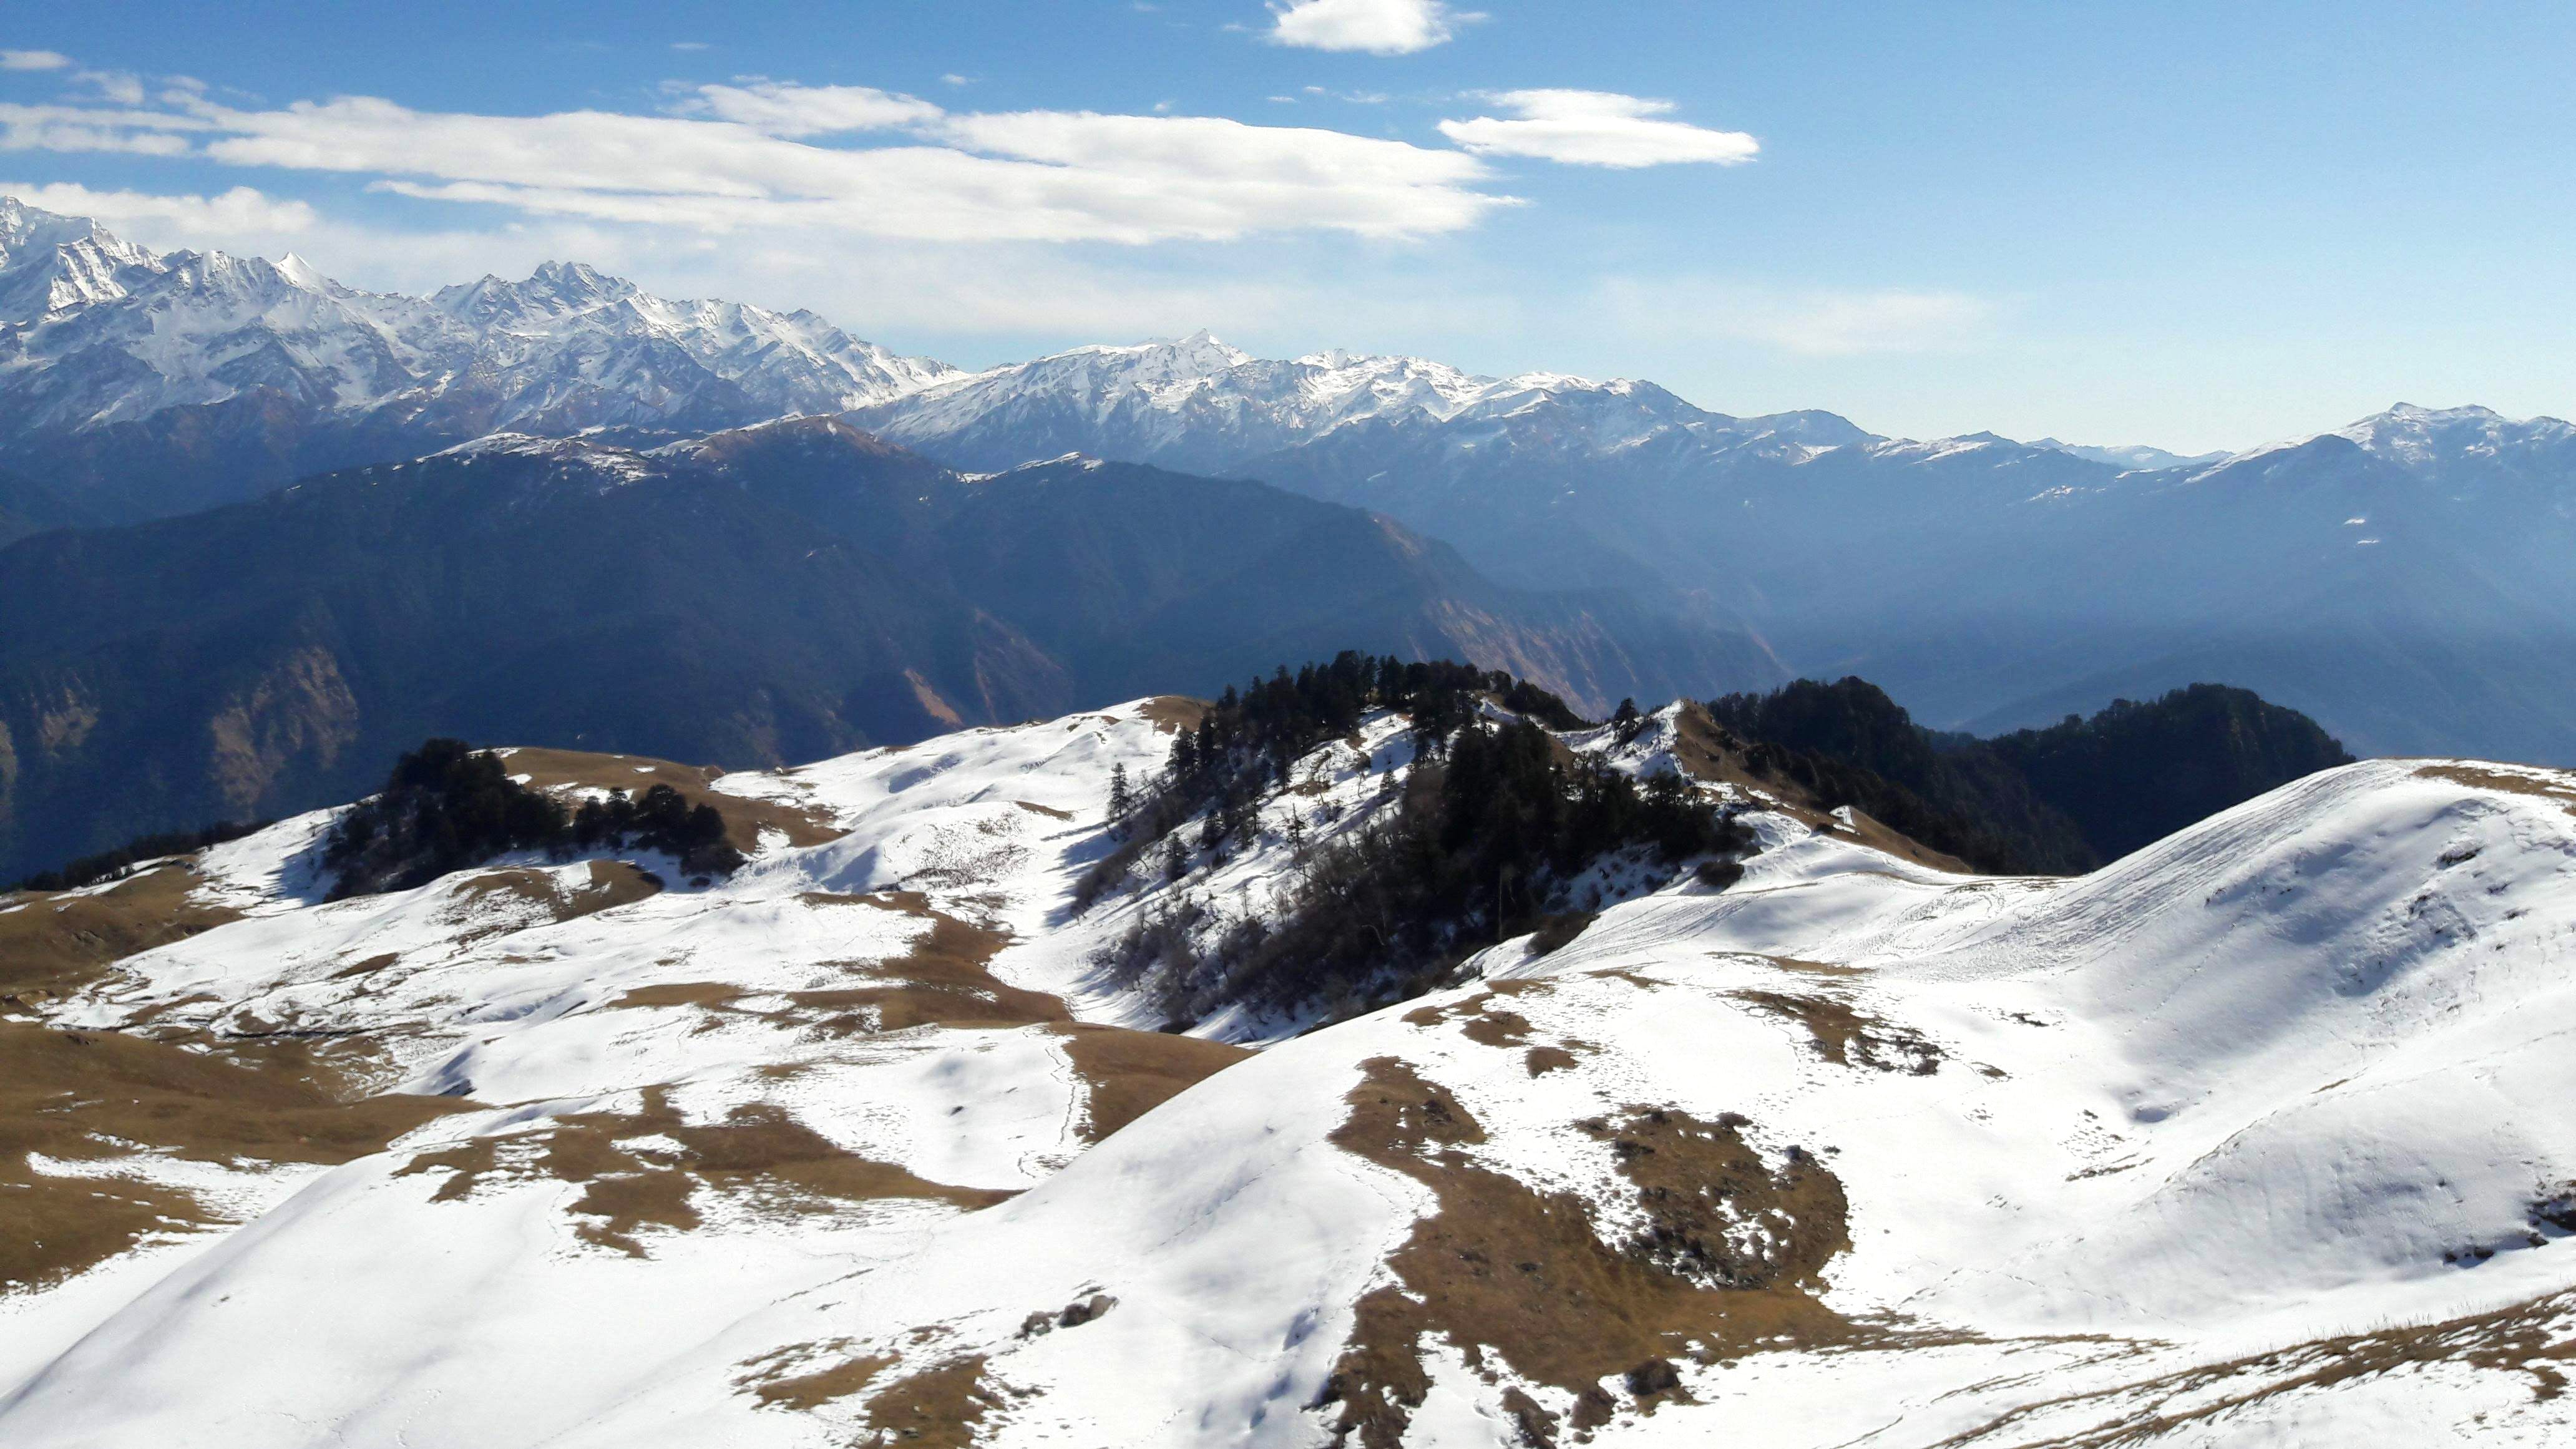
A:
[0, 196, 165, 323]
[0, 197, 957, 514]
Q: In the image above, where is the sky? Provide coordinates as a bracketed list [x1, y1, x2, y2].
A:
[4, 0, 2573, 452]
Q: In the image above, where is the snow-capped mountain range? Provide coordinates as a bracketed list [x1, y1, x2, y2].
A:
[7, 194, 2576, 766]
[0, 198, 954, 514]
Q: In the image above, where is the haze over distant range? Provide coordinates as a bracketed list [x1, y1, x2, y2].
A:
[3, 1, 2572, 452]
[3, 189, 2574, 866]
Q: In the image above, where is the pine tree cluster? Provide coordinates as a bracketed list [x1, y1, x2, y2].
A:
[321, 739, 742, 899]
[1090, 653, 1752, 1022]
[11, 818, 276, 894]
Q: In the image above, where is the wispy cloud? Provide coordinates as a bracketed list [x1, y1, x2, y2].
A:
[0, 49, 71, 71]
[0, 178, 318, 235]
[1597, 278, 1993, 356]
[1266, 0, 1471, 55]
[682, 81, 944, 136]
[1440, 90, 1757, 168]
[0, 100, 207, 155]
[1, 78, 1515, 244]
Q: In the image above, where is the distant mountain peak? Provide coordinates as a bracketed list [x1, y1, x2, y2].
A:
[2027, 437, 2228, 472]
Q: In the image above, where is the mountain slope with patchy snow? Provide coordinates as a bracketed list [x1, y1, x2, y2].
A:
[3, 695, 2572, 1447]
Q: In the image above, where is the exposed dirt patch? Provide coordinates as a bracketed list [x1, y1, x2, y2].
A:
[1933, 1287, 2576, 1447]
[1, 1022, 473, 1290]
[1744, 953, 1870, 978]
[773, 890, 1060, 1034]
[1734, 989, 1941, 1075]
[1051, 1023, 1251, 1141]
[794, 911, 1056, 1035]
[1013, 799, 1073, 821]
[2415, 763, 2576, 821]
[499, 746, 847, 849]
[396, 1085, 1007, 1257]
[738, 1342, 894, 1412]
[1315, 1056, 1857, 1448]
[609, 981, 748, 1011]
[1134, 696, 1211, 734]
[447, 859, 661, 942]
[1525, 1045, 1582, 1076]
[0, 865, 243, 1009]
[864, 1355, 1004, 1448]
[1527, 912, 1598, 957]
[1579, 1108, 1852, 1291]
[1403, 979, 1558, 1052]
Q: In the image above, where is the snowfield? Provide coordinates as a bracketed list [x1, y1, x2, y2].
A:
[2, 701, 2574, 1447]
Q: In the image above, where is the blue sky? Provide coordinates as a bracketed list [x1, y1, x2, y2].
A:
[4, 0, 2572, 451]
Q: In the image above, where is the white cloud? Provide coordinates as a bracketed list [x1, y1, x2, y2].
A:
[940, 74, 971, 87]
[1440, 89, 1758, 168]
[0, 100, 204, 155]
[686, 82, 941, 137]
[0, 179, 318, 237]
[72, 69, 147, 106]
[1, 49, 71, 71]
[1764, 291, 1991, 356]
[153, 87, 1508, 243]
[1596, 278, 1992, 356]
[1267, 0, 1465, 55]
[670, 41, 708, 52]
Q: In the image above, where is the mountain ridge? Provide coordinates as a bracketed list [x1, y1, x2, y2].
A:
[0, 417, 1785, 881]
[8, 196, 2576, 764]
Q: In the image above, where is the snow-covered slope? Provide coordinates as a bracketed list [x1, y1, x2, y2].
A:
[5, 696, 2574, 1447]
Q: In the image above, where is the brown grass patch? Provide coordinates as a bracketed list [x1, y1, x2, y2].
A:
[1315, 1057, 1856, 1448]
[793, 911, 1058, 1034]
[741, 1345, 894, 1411]
[499, 746, 847, 849]
[0, 1022, 473, 1290]
[449, 859, 662, 942]
[1664, 703, 1974, 874]
[1734, 989, 1941, 1075]
[1931, 1287, 2576, 1447]
[0, 864, 242, 1008]
[1051, 1023, 1251, 1141]
[1525, 1046, 1581, 1076]
[1403, 980, 1558, 1052]
[863, 1355, 1003, 1448]
[609, 982, 748, 1010]
[396, 1085, 1006, 1257]
[1526, 912, 1597, 957]
[1134, 696, 1211, 734]
[2415, 763, 2576, 820]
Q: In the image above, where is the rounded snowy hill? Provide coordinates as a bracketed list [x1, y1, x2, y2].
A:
[1, 701, 2572, 1447]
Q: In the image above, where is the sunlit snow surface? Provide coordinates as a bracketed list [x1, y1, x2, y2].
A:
[4, 702, 2574, 1446]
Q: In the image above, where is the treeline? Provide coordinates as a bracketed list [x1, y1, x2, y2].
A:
[11, 817, 275, 893]
[1080, 653, 1589, 907]
[323, 739, 742, 899]
[1092, 653, 1752, 1021]
[1707, 678, 2353, 873]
